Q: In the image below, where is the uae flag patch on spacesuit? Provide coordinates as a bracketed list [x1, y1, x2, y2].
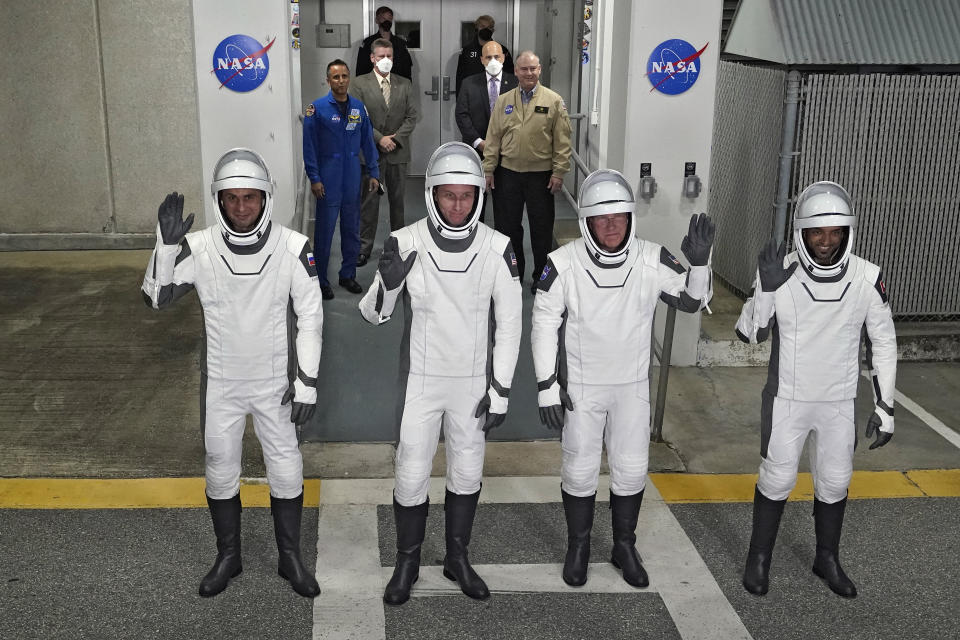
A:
[660, 247, 685, 275]
[874, 272, 888, 303]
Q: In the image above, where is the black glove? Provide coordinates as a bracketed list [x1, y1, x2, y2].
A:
[474, 393, 506, 434]
[538, 387, 574, 431]
[157, 192, 195, 246]
[865, 411, 893, 450]
[282, 388, 316, 426]
[680, 212, 716, 266]
[757, 238, 799, 292]
[378, 235, 418, 290]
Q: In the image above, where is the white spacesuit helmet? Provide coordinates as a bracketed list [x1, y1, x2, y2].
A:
[577, 169, 636, 265]
[210, 148, 274, 245]
[792, 180, 856, 278]
[424, 142, 485, 240]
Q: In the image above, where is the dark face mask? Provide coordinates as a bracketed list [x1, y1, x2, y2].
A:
[478, 28, 493, 41]
[379, 19, 393, 32]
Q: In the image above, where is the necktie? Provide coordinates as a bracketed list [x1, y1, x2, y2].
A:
[382, 78, 391, 106]
[488, 76, 498, 113]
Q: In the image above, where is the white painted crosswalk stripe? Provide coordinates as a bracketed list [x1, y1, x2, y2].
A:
[312, 476, 752, 640]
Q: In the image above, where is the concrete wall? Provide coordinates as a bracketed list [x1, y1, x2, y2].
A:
[0, 1, 201, 236]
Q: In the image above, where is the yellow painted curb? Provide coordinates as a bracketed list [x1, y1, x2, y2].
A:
[906, 469, 960, 497]
[0, 478, 321, 509]
[651, 470, 930, 503]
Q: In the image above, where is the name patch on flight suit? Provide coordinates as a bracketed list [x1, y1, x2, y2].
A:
[534, 106, 549, 114]
[347, 108, 361, 130]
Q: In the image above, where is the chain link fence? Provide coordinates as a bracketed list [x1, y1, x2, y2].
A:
[710, 64, 960, 320]
[795, 73, 960, 320]
[708, 61, 786, 298]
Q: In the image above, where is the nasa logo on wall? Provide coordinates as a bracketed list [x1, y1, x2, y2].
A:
[646, 39, 708, 95]
[212, 34, 276, 92]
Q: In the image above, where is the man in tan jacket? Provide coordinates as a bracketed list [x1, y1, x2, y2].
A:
[350, 39, 420, 266]
[483, 50, 572, 293]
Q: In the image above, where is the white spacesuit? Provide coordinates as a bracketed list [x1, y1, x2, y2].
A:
[737, 180, 897, 599]
[141, 148, 323, 599]
[360, 142, 522, 605]
[531, 169, 714, 589]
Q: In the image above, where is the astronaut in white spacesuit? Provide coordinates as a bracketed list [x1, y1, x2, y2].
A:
[531, 169, 715, 588]
[142, 148, 323, 599]
[736, 180, 896, 599]
[359, 142, 522, 605]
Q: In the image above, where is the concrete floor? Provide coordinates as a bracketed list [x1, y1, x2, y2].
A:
[2, 180, 959, 639]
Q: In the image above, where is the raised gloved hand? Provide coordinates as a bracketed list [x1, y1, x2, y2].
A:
[680, 212, 716, 266]
[378, 236, 417, 290]
[865, 410, 894, 450]
[757, 238, 799, 292]
[157, 192, 195, 246]
[282, 387, 316, 426]
[474, 386, 508, 434]
[538, 379, 574, 431]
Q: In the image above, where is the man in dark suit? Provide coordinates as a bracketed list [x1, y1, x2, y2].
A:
[455, 41, 517, 223]
[455, 15, 514, 91]
[356, 6, 413, 81]
[350, 39, 420, 266]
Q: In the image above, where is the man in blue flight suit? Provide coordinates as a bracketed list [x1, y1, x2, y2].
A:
[303, 59, 380, 300]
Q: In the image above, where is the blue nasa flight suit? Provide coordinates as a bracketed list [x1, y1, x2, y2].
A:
[303, 90, 379, 287]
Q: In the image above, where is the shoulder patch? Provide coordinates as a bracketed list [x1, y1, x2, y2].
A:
[660, 247, 685, 274]
[305, 104, 315, 117]
[502, 242, 520, 279]
[874, 271, 889, 304]
[535, 258, 560, 293]
[298, 241, 318, 278]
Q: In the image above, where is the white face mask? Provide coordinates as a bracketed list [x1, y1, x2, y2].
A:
[485, 58, 503, 76]
[375, 57, 393, 74]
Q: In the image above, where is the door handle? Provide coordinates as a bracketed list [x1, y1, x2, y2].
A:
[424, 75, 440, 101]
[442, 75, 452, 101]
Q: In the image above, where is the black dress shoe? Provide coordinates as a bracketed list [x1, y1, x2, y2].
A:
[356, 254, 369, 267]
[339, 277, 363, 294]
[320, 285, 334, 300]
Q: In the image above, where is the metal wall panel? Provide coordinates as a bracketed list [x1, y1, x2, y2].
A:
[707, 61, 786, 295]
[795, 73, 960, 318]
[775, 0, 960, 66]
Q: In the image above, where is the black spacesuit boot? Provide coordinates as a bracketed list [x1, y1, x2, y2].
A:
[383, 498, 429, 605]
[742, 486, 786, 596]
[199, 493, 243, 597]
[812, 496, 857, 598]
[271, 492, 321, 598]
[561, 489, 596, 586]
[442, 489, 490, 600]
[609, 490, 649, 588]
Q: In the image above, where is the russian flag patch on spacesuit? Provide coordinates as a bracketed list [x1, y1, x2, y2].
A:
[307, 253, 315, 266]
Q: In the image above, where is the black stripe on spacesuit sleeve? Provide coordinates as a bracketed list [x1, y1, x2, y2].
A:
[298, 240, 318, 278]
[874, 271, 889, 304]
[659, 290, 700, 313]
[535, 258, 559, 292]
[297, 367, 318, 388]
[174, 240, 192, 266]
[660, 247, 686, 275]
[155, 282, 195, 309]
[502, 242, 520, 279]
[537, 373, 557, 391]
[490, 377, 510, 398]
